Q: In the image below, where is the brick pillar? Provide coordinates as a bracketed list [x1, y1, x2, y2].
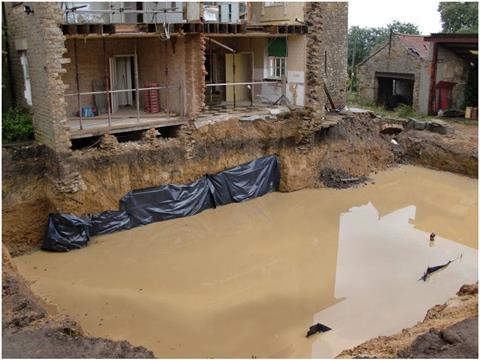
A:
[184, 34, 206, 118]
[31, 3, 71, 154]
[319, 2, 348, 108]
[297, 2, 327, 151]
[304, 2, 326, 120]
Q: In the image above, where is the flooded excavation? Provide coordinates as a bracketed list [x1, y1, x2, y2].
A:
[15, 165, 478, 358]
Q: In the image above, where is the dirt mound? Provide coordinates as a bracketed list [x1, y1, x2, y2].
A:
[398, 316, 478, 358]
[398, 123, 477, 177]
[320, 167, 369, 189]
[3, 325, 155, 358]
[2, 248, 154, 358]
[337, 283, 478, 358]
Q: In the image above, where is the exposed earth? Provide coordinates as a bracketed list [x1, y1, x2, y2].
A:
[338, 283, 478, 358]
[2, 112, 478, 358]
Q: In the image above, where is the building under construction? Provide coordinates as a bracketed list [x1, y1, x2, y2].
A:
[4, 1, 348, 152]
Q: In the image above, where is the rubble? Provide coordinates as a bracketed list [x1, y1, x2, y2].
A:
[320, 168, 369, 189]
[337, 283, 478, 359]
[141, 128, 161, 144]
[407, 117, 455, 135]
[99, 133, 119, 151]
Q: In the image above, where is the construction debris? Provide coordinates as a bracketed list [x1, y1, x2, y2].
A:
[320, 168, 369, 189]
[419, 255, 462, 282]
[407, 118, 455, 135]
[306, 323, 332, 338]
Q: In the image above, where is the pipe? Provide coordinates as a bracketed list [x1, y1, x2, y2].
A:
[164, 40, 169, 114]
[103, 38, 112, 130]
[205, 81, 279, 87]
[205, 37, 236, 53]
[64, 86, 179, 97]
[73, 39, 83, 130]
[134, 42, 140, 123]
[233, 53, 236, 108]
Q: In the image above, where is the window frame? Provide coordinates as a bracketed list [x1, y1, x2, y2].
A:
[264, 2, 285, 7]
[267, 56, 287, 80]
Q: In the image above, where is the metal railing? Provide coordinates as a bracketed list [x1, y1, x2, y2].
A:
[65, 85, 183, 131]
[62, 5, 183, 24]
[205, 80, 284, 108]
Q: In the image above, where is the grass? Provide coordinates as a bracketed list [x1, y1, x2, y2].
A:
[347, 92, 478, 126]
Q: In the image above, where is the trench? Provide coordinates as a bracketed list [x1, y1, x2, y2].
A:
[13, 165, 478, 357]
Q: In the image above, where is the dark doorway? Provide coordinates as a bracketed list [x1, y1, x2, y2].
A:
[376, 72, 414, 110]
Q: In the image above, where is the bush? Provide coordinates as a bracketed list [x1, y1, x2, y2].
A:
[394, 104, 415, 118]
[2, 107, 34, 143]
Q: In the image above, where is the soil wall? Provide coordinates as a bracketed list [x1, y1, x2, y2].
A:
[2, 113, 477, 256]
[3, 113, 395, 256]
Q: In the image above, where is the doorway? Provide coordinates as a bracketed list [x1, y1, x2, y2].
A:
[225, 53, 253, 103]
[109, 55, 137, 113]
[376, 72, 414, 110]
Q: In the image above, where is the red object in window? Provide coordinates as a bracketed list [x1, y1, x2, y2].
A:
[143, 82, 160, 113]
[435, 81, 456, 112]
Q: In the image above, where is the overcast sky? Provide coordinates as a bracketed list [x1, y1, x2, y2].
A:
[348, 0, 443, 34]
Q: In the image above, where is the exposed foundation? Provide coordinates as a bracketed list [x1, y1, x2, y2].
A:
[3, 111, 478, 257]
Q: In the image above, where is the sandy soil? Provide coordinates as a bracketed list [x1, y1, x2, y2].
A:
[337, 283, 478, 358]
[398, 123, 478, 177]
[2, 247, 154, 358]
[2, 114, 478, 357]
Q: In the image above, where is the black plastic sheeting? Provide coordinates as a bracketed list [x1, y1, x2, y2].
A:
[90, 210, 132, 235]
[41, 214, 92, 252]
[42, 155, 280, 252]
[120, 177, 214, 227]
[207, 154, 280, 206]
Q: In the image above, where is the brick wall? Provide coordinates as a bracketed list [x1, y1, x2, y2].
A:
[184, 34, 206, 117]
[4, 4, 29, 110]
[319, 2, 348, 107]
[5, 2, 206, 153]
[62, 37, 190, 116]
[5, 2, 71, 153]
[304, 2, 327, 120]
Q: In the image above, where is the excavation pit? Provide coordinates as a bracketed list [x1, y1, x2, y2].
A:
[15, 165, 478, 358]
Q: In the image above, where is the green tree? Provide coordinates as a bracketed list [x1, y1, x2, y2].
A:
[386, 20, 421, 35]
[438, 2, 478, 33]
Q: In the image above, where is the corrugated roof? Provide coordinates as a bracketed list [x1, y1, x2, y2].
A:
[396, 34, 431, 59]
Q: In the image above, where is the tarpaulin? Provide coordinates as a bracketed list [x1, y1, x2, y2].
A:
[42, 155, 281, 252]
[208, 155, 280, 206]
[41, 214, 92, 252]
[89, 210, 132, 235]
[119, 176, 214, 227]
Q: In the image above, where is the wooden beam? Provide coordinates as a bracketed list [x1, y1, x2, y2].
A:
[61, 23, 308, 37]
[77, 24, 90, 35]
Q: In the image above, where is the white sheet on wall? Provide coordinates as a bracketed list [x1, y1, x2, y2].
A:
[253, 68, 305, 106]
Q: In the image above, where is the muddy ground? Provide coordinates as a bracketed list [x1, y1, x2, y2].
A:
[2, 111, 478, 358]
[2, 248, 154, 358]
[338, 283, 478, 358]
[398, 123, 478, 177]
[3, 112, 477, 257]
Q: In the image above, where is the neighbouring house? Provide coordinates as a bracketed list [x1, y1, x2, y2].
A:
[424, 33, 478, 115]
[4, 2, 348, 153]
[356, 33, 432, 114]
[357, 32, 478, 115]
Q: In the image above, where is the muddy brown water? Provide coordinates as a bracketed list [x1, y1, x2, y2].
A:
[15, 165, 478, 358]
